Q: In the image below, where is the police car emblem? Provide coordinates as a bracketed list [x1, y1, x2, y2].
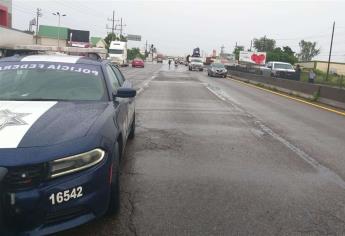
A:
[0, 109, 30, 131]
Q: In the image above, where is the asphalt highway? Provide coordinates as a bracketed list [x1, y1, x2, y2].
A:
[60, 63, 345, 236]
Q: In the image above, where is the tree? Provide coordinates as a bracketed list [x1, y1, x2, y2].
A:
[253, 37, 276, 52]
[104, 33, 118, 49]
[127, 48, 144, 60]
[233, 45, 244, 60]
[298, 40, 320, 61]
[119, 34, 127, 42]
[266, 46, 298, 65]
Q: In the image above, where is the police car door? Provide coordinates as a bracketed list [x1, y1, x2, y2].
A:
[110, 65, 133, 135]
[105, 64, 128, 137]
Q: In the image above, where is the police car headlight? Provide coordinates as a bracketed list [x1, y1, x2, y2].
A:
[49, 149, 105, 178]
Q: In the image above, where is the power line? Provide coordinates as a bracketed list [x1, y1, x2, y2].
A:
[50, 0, 107, 21]
[12, 3, 34, 13]
[12, 6, 34, 15]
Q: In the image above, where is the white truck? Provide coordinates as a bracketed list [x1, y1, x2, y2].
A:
[108, 41, 128, 66]
[188, 57, 204, 71]
[260, 61, 295, 78]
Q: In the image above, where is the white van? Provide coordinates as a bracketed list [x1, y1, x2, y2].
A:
[108, 41, 128, 66]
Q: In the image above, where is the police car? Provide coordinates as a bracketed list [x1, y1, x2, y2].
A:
[0, 55, 136, 235]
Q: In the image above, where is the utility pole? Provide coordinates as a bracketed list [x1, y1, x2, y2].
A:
[151, 44, 154, 61]
[250, 40, 253, 51]
[111, 11, 115, 34]
[145, 40, 148, 58]
[107, 10, 118, 39]
[35, 8, 42, 44]
[221, 45, 225, 55]
[263, 35, 266, 51]
[118, 18, 127, 38]
[326, 21, 335, 81]
[120, 18, 123, 36]
[112, 10, 115, 34]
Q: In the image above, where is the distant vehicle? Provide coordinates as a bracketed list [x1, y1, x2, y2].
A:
[189, 57, 204, 71]
[207, 63, 228, 78]
[157, 54, 163, 63]
[261, 61, 295, 78]
[0, 55, 136, 235]
[108, 41, 128, 66]
[192, 47, 200, 57]
[205, 57, 214, 65]
[132, 58, 145, 68]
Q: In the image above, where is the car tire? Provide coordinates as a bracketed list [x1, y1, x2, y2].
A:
[128, 113, 135, 140]
[107, 142, 120, 216]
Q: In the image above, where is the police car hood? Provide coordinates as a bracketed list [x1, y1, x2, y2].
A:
[0, 101, 108, 148]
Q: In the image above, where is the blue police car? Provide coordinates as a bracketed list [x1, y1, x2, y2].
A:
[0, 55, 136, 235]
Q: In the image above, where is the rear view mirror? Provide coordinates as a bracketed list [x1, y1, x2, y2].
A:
[114, 88, 137, 98]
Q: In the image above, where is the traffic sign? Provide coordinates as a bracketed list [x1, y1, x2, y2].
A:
[127, 34, 141, 41]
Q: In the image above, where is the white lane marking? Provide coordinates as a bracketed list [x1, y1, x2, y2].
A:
[206, 86, 226, 101]
[151, 81, 208, 85]
[205, 84, 239, 103]
[205, 84, 345, 189]
[137, 88, 144, 95]
[256, 120, 345, 189]
[0, 101, 57, 148]
[137, 75, 156, 95]
[21, 55, 81, 63]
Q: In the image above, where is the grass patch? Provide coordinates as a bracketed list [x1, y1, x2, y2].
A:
[300, 70, 345, 88]
[311, 88, 320, 102]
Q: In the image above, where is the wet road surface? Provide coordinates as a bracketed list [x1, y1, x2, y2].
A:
[60, 63, 345, 236]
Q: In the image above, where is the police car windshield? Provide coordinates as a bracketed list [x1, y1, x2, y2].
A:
[0, 62, 106, 101]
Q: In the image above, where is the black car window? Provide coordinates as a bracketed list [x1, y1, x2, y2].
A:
[106, 64, 121, 91]
[111, 65, 125, 85]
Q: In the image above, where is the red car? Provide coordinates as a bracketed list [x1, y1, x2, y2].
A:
[132, 58, 145, 68]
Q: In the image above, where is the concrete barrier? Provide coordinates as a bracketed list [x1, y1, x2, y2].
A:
[228, 70, 345, 110]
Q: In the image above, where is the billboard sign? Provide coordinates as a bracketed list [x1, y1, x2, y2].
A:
[239, 51, 266, 65]
[127, 34, 141, 41]
[68, 29, 90, 43]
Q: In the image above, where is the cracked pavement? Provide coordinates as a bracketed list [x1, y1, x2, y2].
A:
[59, 63, 345, 236]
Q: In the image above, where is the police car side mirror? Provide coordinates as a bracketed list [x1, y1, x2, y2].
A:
[114, 88, 137, 98]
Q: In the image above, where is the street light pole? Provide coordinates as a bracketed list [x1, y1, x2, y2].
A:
[52, 12, 66, 50]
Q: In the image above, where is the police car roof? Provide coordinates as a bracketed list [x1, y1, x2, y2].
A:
[0, 55, 104, 66]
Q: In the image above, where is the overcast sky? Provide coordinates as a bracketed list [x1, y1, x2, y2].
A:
[11, 0, 345, 61]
